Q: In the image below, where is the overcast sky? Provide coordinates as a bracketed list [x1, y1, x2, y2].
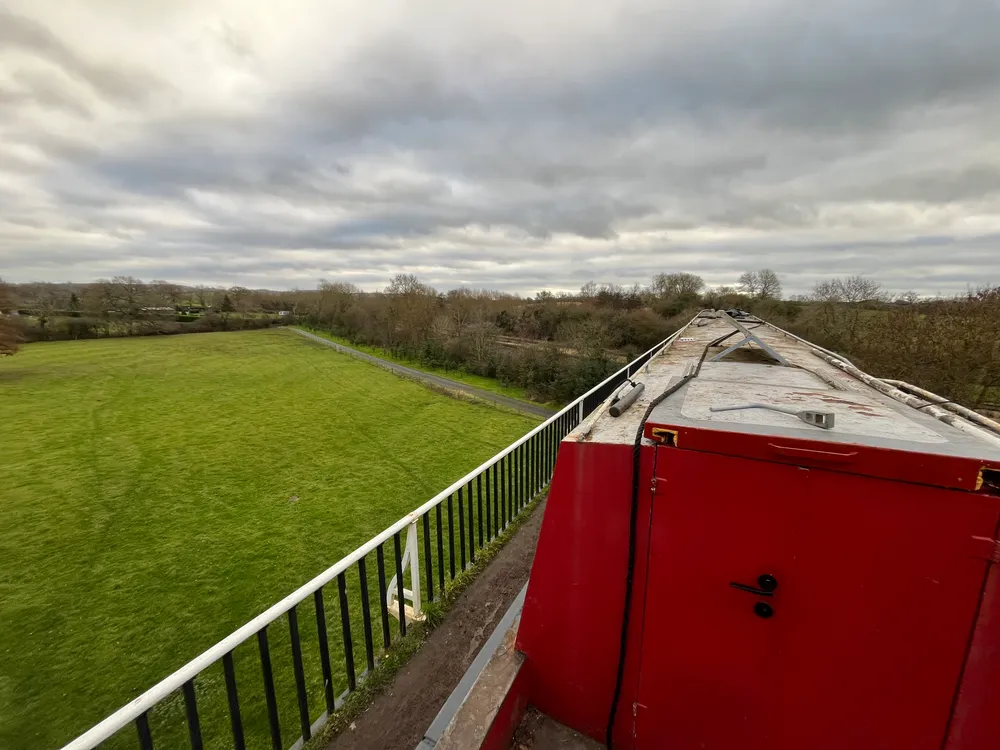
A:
[2, 0, 999, 296]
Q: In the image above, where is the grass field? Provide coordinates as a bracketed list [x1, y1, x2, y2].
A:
[297, 327, 560, 408]
[0, 329, 538, 749]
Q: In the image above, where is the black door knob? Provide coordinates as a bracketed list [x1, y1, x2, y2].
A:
[754, 602, 774, 619]
[757, 574, 778, 593]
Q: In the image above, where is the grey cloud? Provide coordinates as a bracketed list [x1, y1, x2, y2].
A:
[0, 70, 94, 119]
[0, 7, 170, 106]
[2, 0, 1000, 296]
[833, 166, 1000, 204]
[576, 0, 1000, 133]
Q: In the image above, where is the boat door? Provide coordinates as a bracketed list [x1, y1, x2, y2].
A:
[632, 447, 997, 750]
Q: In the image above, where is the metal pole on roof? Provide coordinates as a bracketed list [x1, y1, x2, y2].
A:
[880, 379, 1000, 436]
[815, 353, 1000, 448]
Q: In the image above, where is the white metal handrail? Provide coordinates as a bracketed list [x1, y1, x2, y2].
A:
[61, 326, 686, 750]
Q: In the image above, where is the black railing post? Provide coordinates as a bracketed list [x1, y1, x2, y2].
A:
[512, 447, 518, 515]
[257, 627, 282, 750]
[552, 422, 557, 475]
[375, 544, 391, 649]
[531, 430, 545, 496]
[544, 424, 549, 479]
[525, 439, 531, 501]
[545, 424, 552, 482]
[182, 679, 203, 750]
[467, 481, 475, 563]
[337, 572, 357, 691]
[484, 467, 492, 542]
[222, 652, 246, 750]
[457, 485, 467, 571]
[533, 433, 538, 495]
[422, 513, 434, 603]
[393, 532, 407, 636]
[499, 458, 506, 530]
[529, 434, 535, 496]
[492, 462, 499, 538]
[507, 452, 514, 525]
[521, 440, 534, 508]
[477, 474, 484, 548]
[515, 446, 522, 513]
[435, 504, 445, 593]
[358, 558, 376, 671]
[524, 443, 530, 505]
[314, 589, 335, 713]
[288, 605, 312, 742]
[136, 712, 153, 750]
[513, 449, 519, 517]
[447, 494, 456, 580]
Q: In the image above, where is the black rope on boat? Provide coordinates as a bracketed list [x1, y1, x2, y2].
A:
[604, 332, 732, 749]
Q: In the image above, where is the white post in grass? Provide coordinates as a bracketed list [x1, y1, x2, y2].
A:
[406, 520, 422, 617]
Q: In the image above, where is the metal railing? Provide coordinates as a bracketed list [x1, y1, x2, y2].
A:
[61, 328, 685, 750]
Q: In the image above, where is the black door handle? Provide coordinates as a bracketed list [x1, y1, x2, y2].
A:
[729, 574, 778, 597]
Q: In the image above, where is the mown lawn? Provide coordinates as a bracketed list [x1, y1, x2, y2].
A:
[0, 329, 538, 749]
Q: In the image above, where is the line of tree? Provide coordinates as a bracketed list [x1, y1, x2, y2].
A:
[3, 271, 996, 411]
[1, 276, 297, 346]
[0, 278, 19, 356]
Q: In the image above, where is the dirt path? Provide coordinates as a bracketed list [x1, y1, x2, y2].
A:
[324, 498, 547, 750]
[291, 329, 555, 419]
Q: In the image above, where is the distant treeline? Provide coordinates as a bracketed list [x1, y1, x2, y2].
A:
[2, 272, 997, 410]
[18, 311, 291, 343]
[1, 276, 296, 347]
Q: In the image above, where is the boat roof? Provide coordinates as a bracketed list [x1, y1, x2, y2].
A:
[572, 314, 1000, 466]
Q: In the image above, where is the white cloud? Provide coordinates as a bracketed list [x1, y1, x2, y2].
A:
[2, 0, 1000, 295]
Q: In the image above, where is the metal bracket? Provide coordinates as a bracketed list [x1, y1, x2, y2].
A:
[386, 521, 426, 622]
[650, 427, 679, 446]
[710, 312, 789, 366]
[710, 403, 836, 429]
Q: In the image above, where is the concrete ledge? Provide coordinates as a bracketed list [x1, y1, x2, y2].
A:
[416, 585, 528, 749]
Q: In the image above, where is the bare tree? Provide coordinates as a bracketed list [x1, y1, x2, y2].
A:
[149, 280, 183, 307]
[192, 285, 212, 309]
[738, 271, 760, 297]
[739, 269, 782, 299]
[228, 286, 251, 308]
[0, 277, 20, 356]
[218, 293, 234, 328]
[385, 274, 438, 347]
[386, 273, 434, 297]
[812, 276, 886, 303]
[758, 269, 782, 299]
[465, 309, 500, 370]
[651, 272, 705, 298]
[18, 283, 66, 333]
[445, 289, 482, 337]
[841, 275, 886, 303]
[314, 281, 360, 332]
[811, 279, 844, 302]
[226, 286, 254, 326]
[99, 276, 149, 334]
